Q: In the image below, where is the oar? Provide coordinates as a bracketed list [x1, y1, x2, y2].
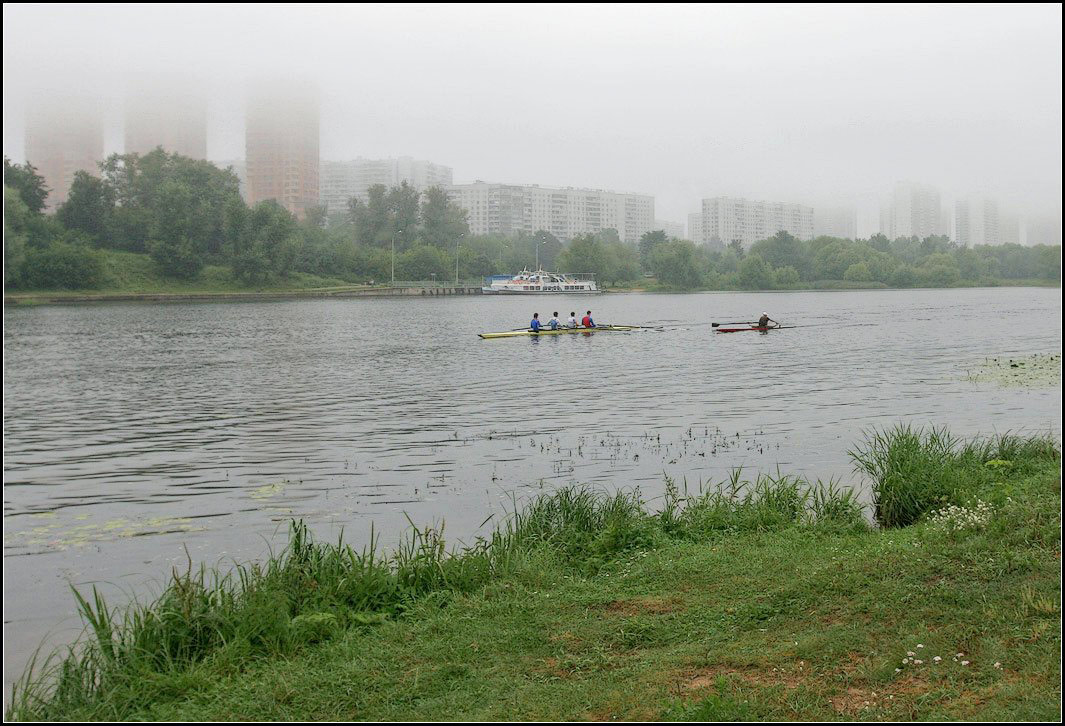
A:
[711, 321, 758, 327]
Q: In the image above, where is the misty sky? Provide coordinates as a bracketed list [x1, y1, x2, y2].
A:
[3, 4, 1062, 233]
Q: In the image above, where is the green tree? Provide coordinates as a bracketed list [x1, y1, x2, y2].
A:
[21, 235, 106, 290]
[843, 262, 873, 282]
[774, 265, 800, 287]
[420, 186, 470, 250]
[226, 200, 300, 283]
[100, 149, 241, 260]
[349, 185, 391, 247]
[57, 171, 115, 246]
[917, 253, 961, 287]
[388, 182, 421, 249]
[4, 186, 30, 285]
[557, 233, 610, 282]
[738, 254, 774, 289]
[649, 239, 704, 288]
[3, 158, 49, 213]
[639, 230, 668, 268]
[397, 245, 452, 280]
[750, 231, 806, 276]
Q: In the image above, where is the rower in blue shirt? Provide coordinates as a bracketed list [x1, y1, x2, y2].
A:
[549, 312, 560, 330]
[530, 312, 542, 332]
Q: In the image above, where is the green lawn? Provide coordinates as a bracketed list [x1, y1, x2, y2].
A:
[6, 250, 362, 300]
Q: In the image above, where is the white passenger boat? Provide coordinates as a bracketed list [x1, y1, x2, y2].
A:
[482, 269, 599, 294]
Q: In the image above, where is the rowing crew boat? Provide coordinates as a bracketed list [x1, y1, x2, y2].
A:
[479, 325, 639, 339]
[715, 326, 795, 333]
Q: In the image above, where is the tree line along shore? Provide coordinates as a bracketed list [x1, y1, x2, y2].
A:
[5, 152, 1061, 298]
[6, 426, 1060, 721]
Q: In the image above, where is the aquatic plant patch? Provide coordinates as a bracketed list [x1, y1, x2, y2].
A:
[964, 353, 1061, 388]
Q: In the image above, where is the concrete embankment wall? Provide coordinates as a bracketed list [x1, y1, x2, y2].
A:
[5, 286, 484, 306]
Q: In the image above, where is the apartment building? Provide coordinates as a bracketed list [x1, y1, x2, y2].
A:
[813, 206, 857, 239]
[245, 84, 319, 218]
[880, 182, 943, 240]
[24, 97, 104, 210]
[955, 196, 1000, 247]
[699, 197, 814, 248]
[319, 157, 453, 214]
[654, 219, 685, 239]
[687, 213, 706, 244]
[125, 88, 207, 159]
[446, 182, 654, 246]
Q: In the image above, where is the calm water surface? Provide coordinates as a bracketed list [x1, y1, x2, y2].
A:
[3, 287, 1061, 685]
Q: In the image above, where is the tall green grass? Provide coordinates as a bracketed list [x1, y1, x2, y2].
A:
[849, 424, 1060, 528]
[10, 429, 1059, 720]
[7, 473, 864, 720]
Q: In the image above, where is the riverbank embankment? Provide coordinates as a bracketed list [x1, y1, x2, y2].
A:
[6, 428, 1061, 721]
[4, 284, 483, 306]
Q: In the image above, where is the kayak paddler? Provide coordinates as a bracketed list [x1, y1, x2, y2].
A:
[530, 312, 542, 332]
[581, 310, 596, 328]
[757, 312, 778, 329]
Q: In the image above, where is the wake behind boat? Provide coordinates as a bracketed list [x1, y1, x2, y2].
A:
[482, 269, 599, 294]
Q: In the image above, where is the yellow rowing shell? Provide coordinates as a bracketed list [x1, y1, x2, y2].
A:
[478, 325, 639, 339]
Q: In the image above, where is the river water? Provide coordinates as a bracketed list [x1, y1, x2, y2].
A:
[3, 287, 1061, 686]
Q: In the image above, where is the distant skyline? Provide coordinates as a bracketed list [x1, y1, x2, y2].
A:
[4, 4, 1061, 236]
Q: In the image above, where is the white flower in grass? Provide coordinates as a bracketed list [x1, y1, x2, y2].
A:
[961, 660, 969, 666]
[914, 659, 923, 665]
[933, 656, 942, 663]
[994, 662, 1002, 669]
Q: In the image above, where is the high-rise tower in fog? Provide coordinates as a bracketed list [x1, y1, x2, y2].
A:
[245, 83, 319, 218]
[880, 182, 943, 240]
[124, 82, 207, 159]
[24, 96, 104, 210]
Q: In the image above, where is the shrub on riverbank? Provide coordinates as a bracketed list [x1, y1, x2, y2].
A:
[7, 429, 1060, 721]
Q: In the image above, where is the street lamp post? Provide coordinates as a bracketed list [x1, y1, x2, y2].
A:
[456, 233, 465, 285]
[391, 229, 403, 285]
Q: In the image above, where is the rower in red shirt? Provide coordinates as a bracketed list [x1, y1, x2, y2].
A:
[581, 310, 596, 328]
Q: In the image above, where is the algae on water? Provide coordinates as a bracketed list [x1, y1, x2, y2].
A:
[965, 353, 1061, 388]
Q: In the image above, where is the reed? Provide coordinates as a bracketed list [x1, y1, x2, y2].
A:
[849, 425, 1059, 528]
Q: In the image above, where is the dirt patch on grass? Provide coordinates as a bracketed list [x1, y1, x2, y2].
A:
[679, 662, 808, 691]
[677, 657, 939, 717]
[600, 596, 684, 616]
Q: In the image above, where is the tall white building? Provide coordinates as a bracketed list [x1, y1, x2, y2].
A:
[320, 157, 453, 213]
[699, 197, 814, 248]
[655, 219, 685, 239]
[880, 182, 943, 240]
[687, 213, 707, 245]
[446, 182, 654, 246]
[955, 196, 1000, 247]
[1025, 215, 1061, 246]
[813, 206, 857, 239]
[999, 213, 1021, 246]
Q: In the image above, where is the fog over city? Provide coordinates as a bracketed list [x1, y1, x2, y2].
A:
[3, 3, 1062, 235]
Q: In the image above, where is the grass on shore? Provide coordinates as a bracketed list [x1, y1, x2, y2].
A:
[7, 428, 1061, 721]
[6, 250, 360, 299]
